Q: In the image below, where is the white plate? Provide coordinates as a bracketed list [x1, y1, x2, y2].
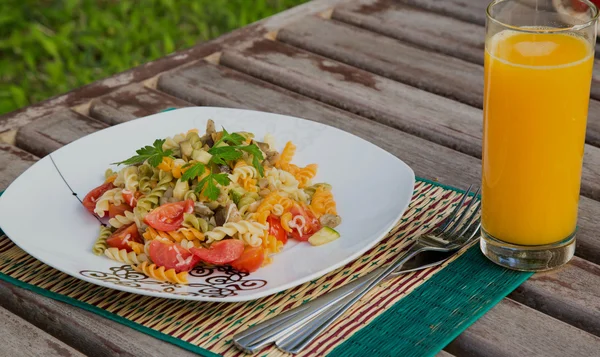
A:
[0, 107, 414, 302]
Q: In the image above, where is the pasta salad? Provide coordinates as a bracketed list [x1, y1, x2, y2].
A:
[83, 120, 342, 284]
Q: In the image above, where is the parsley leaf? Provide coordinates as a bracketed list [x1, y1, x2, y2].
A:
[208, 146, 243, 165]
[212, 173, 231, 186]
[196, 172, 231, 201]
[212, 128, 246, 148]
[181, 162, 205, 182]
[113, 139, 173, 167]
[238, 144, 265, 176]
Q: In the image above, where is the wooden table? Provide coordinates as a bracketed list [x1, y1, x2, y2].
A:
[2, 0, 600, 356]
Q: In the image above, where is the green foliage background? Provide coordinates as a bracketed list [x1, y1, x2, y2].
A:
[0, 0, 308, 115]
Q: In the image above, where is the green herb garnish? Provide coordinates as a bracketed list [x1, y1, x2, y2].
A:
[113, 139, 173, 167]
[197, 172, 231, 200]
[180, 162, 206, 182]
[212, 128, 246, 147]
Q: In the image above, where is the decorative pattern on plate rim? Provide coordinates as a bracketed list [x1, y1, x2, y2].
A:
[80, 265, 268, 298]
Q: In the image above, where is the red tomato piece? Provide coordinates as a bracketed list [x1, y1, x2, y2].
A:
[230, 247, 265, 273]
[190, 240, 245, 265]
[288, 204, 321, 241]
[148, 240, 200, 272]
[122, 190, 143, 208]
[108, 203, 132, 219]
[144, 199, 194, 231]
[106, 224, 141, 251]
[82, 182, 114, 215]
[267, 214, 288, 244]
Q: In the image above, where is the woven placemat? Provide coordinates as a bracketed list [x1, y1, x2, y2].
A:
[0, 180, 532, 357]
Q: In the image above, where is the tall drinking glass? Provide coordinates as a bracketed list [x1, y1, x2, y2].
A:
[481, 0, 598, 271]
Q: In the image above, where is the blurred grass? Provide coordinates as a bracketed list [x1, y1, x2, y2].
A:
[0, 0, 308, 115]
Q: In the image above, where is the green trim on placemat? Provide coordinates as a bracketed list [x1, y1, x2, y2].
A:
[330, 245, 532, 357]
[0, 179, 532, 357]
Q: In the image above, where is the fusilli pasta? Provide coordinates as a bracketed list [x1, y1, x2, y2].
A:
[104, 247, 148, 265]
[134, 262, 188, 284]
[92, 225, 112, 255]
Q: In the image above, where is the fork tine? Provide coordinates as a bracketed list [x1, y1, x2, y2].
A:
[437, 185, 473, 232]
[443, 187, 481, 237]
[465, 219, 482, 241]
[456, 200, 482, 238]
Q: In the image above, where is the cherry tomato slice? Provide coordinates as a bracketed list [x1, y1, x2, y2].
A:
[230, 247, 265, 273]
[144, 199, 194, 231]
[190, 240, 245, 265]
[106, 223, 141, 251]
[288, 204, 321, 241]
[108, 203, 132, 219]
[82, 182, 114, 215]
[267, 215, 287, 244]
[122, 190, 143, 208]
[148, 240, 200, 272]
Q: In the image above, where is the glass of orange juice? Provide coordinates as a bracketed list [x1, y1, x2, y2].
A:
[481, 0, 598, 271]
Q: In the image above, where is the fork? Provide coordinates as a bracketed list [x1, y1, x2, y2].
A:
[233, 186, 482, 354]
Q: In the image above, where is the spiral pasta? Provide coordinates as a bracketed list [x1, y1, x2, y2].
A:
[128, 241, 146, 255]
[108, 210, 135, 229]
[254, 192, 294, 224]
[179, 238, 202, 251]
[138, 163, 156, 194]
[262, 234, 283, 263]
[133, 261, 188, 284]
[238, 192, 260, 216]
[136, 171, 173, 212]
[94, 188, 123, 217]
[182, 213, 209, 232]
[143, 226, 205, 243]
[276, 141, 296, 171]
[240, 176, 258, 192]
[294, 164, 318, 188]
[104, 247, 148, 265]
[230, 160, 258, 182]
[311, 186, 337, 216]
[280, 212, 293, 233]
[204, 220, 267, 243]
[92, 226, 112, 255]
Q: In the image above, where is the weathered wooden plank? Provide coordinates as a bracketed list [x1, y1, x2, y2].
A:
[15, 110, 107, 158]
[0, 279, 198, 357]
[0, 144, 38, 191]
[398, 0, 600, 104]
[89, 84, 190, 125]
[0, 0, 353, 133]
[219, 38, 600, 200]
[446, 299, 600, 357]
[277, 15, 484, 107]
[331, 0, 600, 148]
[574, 196, 600, 268]
[399, 0, 489, 26]
[0, 307, 85, 357]
[88, 101, 137, 125]
[332, 0, 485, 64]
[586, 100, 600, 148]
[220, 38, 484, 157]
[510, 257, 600, 337]
[157, 61, 481, 187]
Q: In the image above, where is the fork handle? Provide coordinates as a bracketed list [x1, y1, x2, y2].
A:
[275, 244, 426, 354]
[232, 265, 380, 353]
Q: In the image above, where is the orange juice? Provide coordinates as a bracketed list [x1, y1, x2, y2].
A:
[482, 30, 594, 246]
